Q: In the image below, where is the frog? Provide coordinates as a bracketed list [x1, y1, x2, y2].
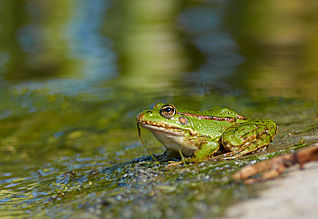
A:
[136, 102, 277, 163]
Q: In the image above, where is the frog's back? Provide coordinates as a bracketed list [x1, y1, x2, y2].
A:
[206, 106, 243, 118]
[177, 106, 246, 120]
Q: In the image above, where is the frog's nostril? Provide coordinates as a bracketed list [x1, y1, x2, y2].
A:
[146, 111, 152, 113]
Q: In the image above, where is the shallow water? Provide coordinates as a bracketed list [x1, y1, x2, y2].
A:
[0, 0, 318, 218]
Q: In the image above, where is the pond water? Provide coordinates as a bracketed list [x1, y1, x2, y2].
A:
[0, 0, 318, 218]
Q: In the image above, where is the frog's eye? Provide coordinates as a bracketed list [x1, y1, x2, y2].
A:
[159, 104, 176, 119]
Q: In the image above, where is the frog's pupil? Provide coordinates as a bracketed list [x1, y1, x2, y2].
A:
[165, 108, 172, 112]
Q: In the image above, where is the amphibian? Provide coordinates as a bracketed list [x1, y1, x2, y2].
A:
[136, 102, 277, 162]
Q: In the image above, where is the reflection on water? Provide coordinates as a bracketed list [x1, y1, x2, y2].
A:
[226, 0, 318, 99]
[1, 0, 116, 94]
[103, 0, 188, 89]
[0, 0, 317, 97]
[0, 0, 318, 217]
[178, 5, 245, 93]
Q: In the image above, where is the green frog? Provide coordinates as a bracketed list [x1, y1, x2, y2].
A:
[136, 102, 277, 163]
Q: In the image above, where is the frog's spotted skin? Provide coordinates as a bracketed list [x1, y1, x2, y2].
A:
[137, 102, 277, 162]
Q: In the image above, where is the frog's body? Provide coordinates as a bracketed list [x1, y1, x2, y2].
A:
[136, 102, 277, 162]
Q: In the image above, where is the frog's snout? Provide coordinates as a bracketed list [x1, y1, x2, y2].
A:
[136, 112, 145, 122]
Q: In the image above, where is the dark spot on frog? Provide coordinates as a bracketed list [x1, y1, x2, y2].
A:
[146, 111, 152, 113]
[179, 116, 188, 125]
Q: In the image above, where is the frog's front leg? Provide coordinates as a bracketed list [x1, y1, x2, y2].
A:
[217, 119, 277, 159]
[187, 140, 220, 163]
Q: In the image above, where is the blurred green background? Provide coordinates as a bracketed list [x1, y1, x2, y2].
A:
[1, 0, 317, 97]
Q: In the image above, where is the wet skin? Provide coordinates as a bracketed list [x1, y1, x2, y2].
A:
[137, 102, 277, 162]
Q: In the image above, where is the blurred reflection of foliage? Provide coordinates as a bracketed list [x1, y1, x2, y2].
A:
[0, 0, 116, 94]
[0, 1, 72, 80]
[103, 0, 188, 89]
[226, 0, 318, 99]
[177, 4, 245, 93]
[0, 0, 317, 98]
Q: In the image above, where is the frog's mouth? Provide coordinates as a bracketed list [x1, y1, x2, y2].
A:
[137, 120, 183, 136]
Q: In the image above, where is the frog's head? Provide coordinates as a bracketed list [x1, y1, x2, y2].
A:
[137, 102, 199, 156]
[136, 102, 197, 136]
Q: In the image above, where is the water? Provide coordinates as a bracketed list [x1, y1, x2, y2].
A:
[0, 0, 318, 218]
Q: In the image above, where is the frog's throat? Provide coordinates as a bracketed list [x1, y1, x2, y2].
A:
[178, 112, 247, 122]
[137, 119, 200, 156]
[138, 121, 198, 157]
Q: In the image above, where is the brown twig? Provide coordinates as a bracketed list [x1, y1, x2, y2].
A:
[233, 144, 318, 184]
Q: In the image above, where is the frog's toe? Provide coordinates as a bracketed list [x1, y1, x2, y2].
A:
[166, 161, 183, 167]
[219, 155, 238, 160]
[211, 152, 241, 161]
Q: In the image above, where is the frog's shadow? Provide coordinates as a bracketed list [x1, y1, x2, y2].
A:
[100, 145, 233, 173]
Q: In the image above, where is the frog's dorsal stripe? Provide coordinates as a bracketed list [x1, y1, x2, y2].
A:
[178, 112, 247, 122]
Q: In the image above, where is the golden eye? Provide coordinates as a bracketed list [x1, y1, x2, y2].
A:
[159, 104, 176, 119]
